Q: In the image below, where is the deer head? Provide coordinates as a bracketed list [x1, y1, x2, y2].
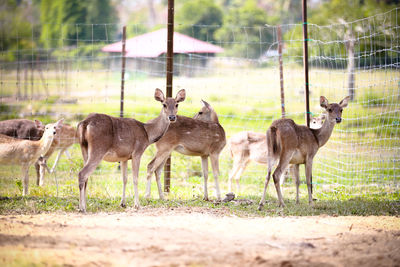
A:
[155, 88, 186, 123]
[320, 96, 350, 124]
[42, 119, 63, 140]
[193, 99, 219, 123]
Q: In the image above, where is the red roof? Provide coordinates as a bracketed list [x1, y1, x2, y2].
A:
[102, 28, 224, 58]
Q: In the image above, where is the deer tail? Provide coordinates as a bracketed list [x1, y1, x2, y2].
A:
[77, 120, 88, 148]
[267, 126, 280, 155]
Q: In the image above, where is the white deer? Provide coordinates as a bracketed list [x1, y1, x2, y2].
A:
[258, 96, 349, 209]
[0, 119, 63, 195]
[228, 114, 325, 193]
[76, 89, 186, 212]
[36, 124, 78, 186]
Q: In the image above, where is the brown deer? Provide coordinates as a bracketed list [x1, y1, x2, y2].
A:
[228, 114, 325, 193]
[0, 119, 63, 195]
[36, 124, 78, 186]
[258, 96, 349, 209]
[145, 100, 226, 201]
[0, 119, 45, 141]
[77, 88, 186, 212]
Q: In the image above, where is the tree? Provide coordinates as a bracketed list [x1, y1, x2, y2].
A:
[40, 0, 117, 48]
[176, 0, 223, 43]
[215, 0, 271, 59]
[0, 0, 39, 61]
[310, 0, 398, 101]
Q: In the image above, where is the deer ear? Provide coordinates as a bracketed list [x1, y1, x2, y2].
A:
[339, 96, 350, 108]
[320, 96, 329, 109]
[154, 88, 165, 102]
[175, 89, 186, 103]
[35, 120, 45, 130]
[201, 99, 211, 109]
[55, 119, 64, 130]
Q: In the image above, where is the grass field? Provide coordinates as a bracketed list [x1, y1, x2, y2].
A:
[0, 66, 399, 215]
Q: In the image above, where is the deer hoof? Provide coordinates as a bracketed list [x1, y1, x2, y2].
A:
[134, 204, 140, 210]
[203, 197, 209, 201]
[257, 204, 264, 211]
[120, 202, 126, 208]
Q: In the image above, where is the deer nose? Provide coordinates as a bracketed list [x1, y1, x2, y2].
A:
[168, 115, 176, 122]
[336, 117, 342, 123]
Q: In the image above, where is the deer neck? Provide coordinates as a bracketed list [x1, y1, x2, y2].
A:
[144, 113, 170, 144]
[38, 134, 55, 157]
[313, 118, 336, 148]
[211, 112, 220, 124]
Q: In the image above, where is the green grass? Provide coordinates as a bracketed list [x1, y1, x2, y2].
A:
[0, 67, 399, 216]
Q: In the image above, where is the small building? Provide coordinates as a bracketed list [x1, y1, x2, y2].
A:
[102, 28, 224, 76]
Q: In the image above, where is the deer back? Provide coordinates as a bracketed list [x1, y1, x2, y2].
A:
[156, 115, 226, 156]
[78, 113, 148, 162]
[0, 119, 44, 141]
[0, 134, 40, 165]
[268, 119, 320, 164]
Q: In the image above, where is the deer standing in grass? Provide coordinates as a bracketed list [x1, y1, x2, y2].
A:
[228, 114, 325, 193]
[0, 119, 63, 195]
[37, 124, 78, 186]
[258, 96, 349, 209]
[77, 89, 186, 212]
[145, 100, 226, 201]
[0, 119, 78, 186]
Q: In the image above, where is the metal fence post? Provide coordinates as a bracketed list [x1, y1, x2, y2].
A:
[164, 0, 174, 192]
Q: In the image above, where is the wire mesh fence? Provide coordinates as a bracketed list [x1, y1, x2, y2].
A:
[0, 8, 399, 200]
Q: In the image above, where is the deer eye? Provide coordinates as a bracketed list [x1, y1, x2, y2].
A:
[340, 108, 343, 112]
[328, 108, 332, 112]
[199, 112, 203, 115]
[163, 104, 167, 108]
[175, 104, 178, 108]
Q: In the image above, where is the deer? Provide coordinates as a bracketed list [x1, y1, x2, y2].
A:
[258, 96, 350, 210]
[228, 114, 325, 193]
[36, 124, 78, 186]
[0, 119, 45, 141]
[76, 88, 186, 212]
[0, 119, 63, 195]
[0, 119, 78, 186]
[145, 99, 226, 201]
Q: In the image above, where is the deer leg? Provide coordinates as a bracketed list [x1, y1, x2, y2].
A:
[228, 163, 238, 193]
[120, 161, 128, 207]
[39, 161, 46, 186]
[234, 161, 250, 195]
[78, 155, 103, 212]
[258, 163, 273, 211]
[210, 153, 221, 200]
[131, 154, 142, 209]
[305, 159, 314, 206]
[145, 152, 169, 199]
[154, 158, 168, 200]
[35, 161, 40, 186]
[22, 165, 30, 196]
[201, 156, 209, 201]
[50, 148, 65, 173]
[292, 164, 300, 204]
[80, 145, 89, 164]
[272, 152, 293, 208]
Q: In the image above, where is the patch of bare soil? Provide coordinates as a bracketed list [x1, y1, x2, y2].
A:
[0, 207, 399, 267]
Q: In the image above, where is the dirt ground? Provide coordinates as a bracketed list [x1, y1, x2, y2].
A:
[0, 207, 399, 267]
